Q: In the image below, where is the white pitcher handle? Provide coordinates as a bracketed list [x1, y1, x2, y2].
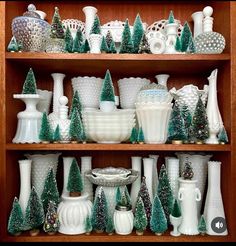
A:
[195, 188, 201, 201]
[178, 188, 184, 201]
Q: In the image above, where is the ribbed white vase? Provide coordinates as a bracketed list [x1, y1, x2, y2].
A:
[62, 157, 74, 197]
[130, 156, 142, 210]
[57, 193, 92, 235]
[18, 159, 32, 216]
[149, 154, 159, 196]
[204, 161, 228, 236]
[81, 156, 93, 201]
[143, 157, 154, 203]
[166, 157, 179, 199]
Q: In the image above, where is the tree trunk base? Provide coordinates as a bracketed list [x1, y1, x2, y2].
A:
[95, 229, 104, 234]
[29, 229, 40, 236]
[172, 140, 183, 144]
[136, 230, 144, 235]
[69, 191, 81, 197]
[195, 140, 203, 144]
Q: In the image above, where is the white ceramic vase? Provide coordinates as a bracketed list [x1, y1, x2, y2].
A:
[113, 205, 134, 235]
[130, 156, 142, 210]
[99, 101, 116, 112]
[205, 69, 223, 144]
[81, 156, 93, 201]
[149, 154, 159, 196]
[57, 193, 92, 235]
[164, 23, 178, 54]
[89, 34, 102, 54]
[62, 157, 74, 197]
[82, 6, 98, 40]
[170, 214, 182, 237]
[12, 94, 42, 143]
[191, 11, 204, 38]
[18, 159, 32, 216]
[176, 152, 212, 218]
[178, 178, 201, 235]
[166, 157, 179, 199]
[143, 157, 154, 203]
[49, 73, 65, 122]
[204, 161, 228, 236]
[25, 152, 61, 198]
[155, 74, 170, 90]
[36, 89, 52, 115]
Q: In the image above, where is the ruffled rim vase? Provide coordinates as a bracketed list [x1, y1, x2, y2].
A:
[13, 94, 42, 143]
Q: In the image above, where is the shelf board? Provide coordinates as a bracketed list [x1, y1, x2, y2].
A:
[3, 230, 230, 242]
[6, 143, 231, 151]
[5, 53, 231, 76]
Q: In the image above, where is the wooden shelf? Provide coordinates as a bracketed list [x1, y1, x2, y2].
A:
[6, 143, 231, 151]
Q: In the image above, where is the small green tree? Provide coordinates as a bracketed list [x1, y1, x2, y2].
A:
[69, 90, 82, 119]
[150, 195, 168, 235]
[67, 158, 83, 196]
[22, 68, 37, 94]
[115, 187, 122, 204]
[7, 197, 24, 236]
[132, 13, 144, 53]
[90, 15, 101, 35]
[50, 7, 65, 39]
[119, 19, 134, 54]
[100, 36, 109, 53]
[39, 112, 53, 143]
[167, 103, 188, 143]
[100, 69, 115, 102]
[187, 35, 196, 53]
[130, 127, 138, 144]
[23, 186, 44, 234]
[106, 31, 113, 48]
[124, 186, 131, 205]
[80, 39, 90, 53]
[138, 33, 151, 54]
[137, 127, 145, 143]
[171, 199, 181, 218]
[182, 158, 194, 180]
[85, 215, 93, 235]
[64, 26, 73, 53]
[218, 126, 229, 143]
[134, 196, 147, 234]
[181, 104, 192, 142]
[157, 164, 174, 224]
[175, 36, 181, 52]
[191, 96, 210, 142]
[180, 21, 192, 52]
[41, 168, 60, 214]
[118, 191, 129, 207]
[106, 215, 114, 235]
[43, 201, 60, 234]
[168, 10, 175, 24]
[198, 215, 207, 235]
[7, 36, 19, 52]
[53, 124, 61, 143]
[72, 29, 83, 53]
[91, 187, 108, 232]
[69, 107, 83, 142]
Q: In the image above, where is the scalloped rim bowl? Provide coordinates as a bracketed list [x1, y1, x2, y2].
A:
[92, 167, 131, 178]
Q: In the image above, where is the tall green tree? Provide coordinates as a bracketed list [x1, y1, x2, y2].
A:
[64, 26, 73, 53]
[138, 33, 151, 54]
[134, 196, 147, 234]
[91, 187, 108, 232]
[119, 19, 134, 53]
[150, 195, 168, 235]
[41, 168, 60, 214]
[106, 30, 113, 48]
[100, 69, 115, 102]
[115, 187, 122, 205]
[39, 112, 53, 143]
[218, 126, 228, 143]
[90, 15, 101, 35]
[124, 186, 131, 205]
[168, 10, 175, 24]
[67, 158, 83, 196]
[69, 90, 82, 119]
[69, 107, 83, 142]
[53, 124, 61, 143]
[167, 103, 188, 143]
[22, 68, 37, 94]
[175, 36, 182, 52]
[191, 96, 210, 142]
[50, 7, 65, 39]
[180, 21, 192, 52]
[157, 164, 174, 224]
[187, 35, 196, 53]
[23, 186, 44, 233]
[198, 215, 207, 235]
[132, 13, 144, 53]
[170, 199, 181, 217]
[182, 158, 194, 180]
[7, 197, 24, 236]
[100, 36, 109, 53]
[106, 215, 114, 235]
[181, 104, 192, 142]
[72, 29, 83, 53]
[109, 39, 117, 53]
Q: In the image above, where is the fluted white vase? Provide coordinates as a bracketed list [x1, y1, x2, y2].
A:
[178, 178, 201, 235]
[62, 157, 74, 196]
[191, 11, 204, 38]
[149, 154, 159, 196]
[205, 69, 223, 144]
[57, 193, 92, 234]
[18, 159, 32, 216]
[81, 156, 93, 201]
[82, 6, 98, 40]
[130, 156, 142, 210]
[25, 153, 61, 197]
[166, 157, 179, 199]
[204, 161, 228, 236]
[143, 157, 154, 203]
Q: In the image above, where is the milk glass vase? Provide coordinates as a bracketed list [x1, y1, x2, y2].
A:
[62, 157, 74, 196]
[143, 157, 154, 203]
[166, 157, 179, 199]
[82, 6, 98, 40]
[81, 156, 93, 201]
[191, 11, 204, 39]
[149, 154, 159, 196]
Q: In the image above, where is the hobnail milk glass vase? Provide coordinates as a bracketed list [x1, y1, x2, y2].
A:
[62, 157, 74, 196]
[204, 161, 228, 236]
[81, 156, 93, 201]
[166, 157, 179, 199]
[89, 34, 103, 53]
[25, 153, 61, 197]
[18, 159, 32, 217]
